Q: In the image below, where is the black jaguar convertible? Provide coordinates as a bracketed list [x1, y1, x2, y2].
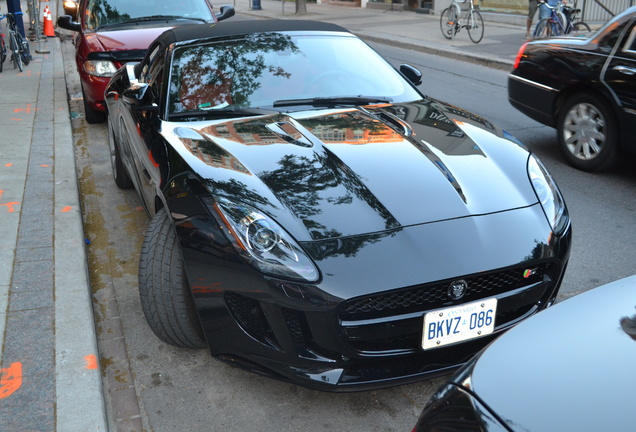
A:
[104, 20, 571, 391]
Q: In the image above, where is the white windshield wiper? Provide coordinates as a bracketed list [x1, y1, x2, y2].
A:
[273, 96, 391, 108]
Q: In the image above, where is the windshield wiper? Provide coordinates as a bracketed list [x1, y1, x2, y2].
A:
[98, 15, 206, 30]
[169, 107, 277, 120]
[273, 96, 391, 108]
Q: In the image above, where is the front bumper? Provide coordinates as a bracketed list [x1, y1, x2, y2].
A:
[177, 202, 571, 391]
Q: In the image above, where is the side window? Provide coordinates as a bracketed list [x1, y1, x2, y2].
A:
[622, 25, 636, 54]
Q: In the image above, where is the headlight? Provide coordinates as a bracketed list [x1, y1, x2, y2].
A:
[209, 198, 319, 283]
[84, 60, 117, 77]
[527, 154, 568, 235]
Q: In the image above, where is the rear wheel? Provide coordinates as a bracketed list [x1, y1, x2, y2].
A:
[572, 21, 591, 35]
[138, 208, 207, 349]
[557, 93, 618, 171]
[467, 10, 484, 43]
[440, 7, 459, 40]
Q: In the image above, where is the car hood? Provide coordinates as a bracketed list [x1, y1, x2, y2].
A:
[461, 276, 636, 431]
[164, 99, 538, 241]
[86, 27, 173, 53]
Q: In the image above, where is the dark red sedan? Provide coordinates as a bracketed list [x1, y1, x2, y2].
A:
[58, 0, 234, 123]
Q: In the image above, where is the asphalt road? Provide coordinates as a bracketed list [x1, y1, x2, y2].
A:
[61, 22, 636, 432]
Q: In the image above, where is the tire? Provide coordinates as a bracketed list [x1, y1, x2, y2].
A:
[467, 10, 484, 43]
[533, 18, 549, 38]
[9, 33, 22, 72]
[138, 208, 207, 349]
[440, 7, 458, 40]
[557, 93, 618, 171]
[552, 11, 567, 36]
[107, 115, 134, 189]
[572, 21, 591, 35]
[15, 32, 30, 65]
[82, 86, 106, 123]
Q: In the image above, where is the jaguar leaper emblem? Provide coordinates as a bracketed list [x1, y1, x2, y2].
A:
[448, 280, 468, 300]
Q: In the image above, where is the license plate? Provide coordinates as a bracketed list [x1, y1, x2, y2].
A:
[422, 298, 497, 350]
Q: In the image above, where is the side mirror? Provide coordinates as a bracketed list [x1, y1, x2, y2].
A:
[215, 5, 235, 22]
[122, 83, 158, 112]
[400, 64, 422, 86]
[57, 15, 81, 32]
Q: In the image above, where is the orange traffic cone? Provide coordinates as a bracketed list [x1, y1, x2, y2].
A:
[43, 6, 55, 37]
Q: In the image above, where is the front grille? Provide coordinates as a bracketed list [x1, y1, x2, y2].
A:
[338, 263, 558, 353]
[339, 264, 552, 322]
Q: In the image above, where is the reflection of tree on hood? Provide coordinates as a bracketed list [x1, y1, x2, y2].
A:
[170, 33, 300, 113]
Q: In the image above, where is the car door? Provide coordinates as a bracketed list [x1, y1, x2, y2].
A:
[603, 18, 636, 115]
[122, 42, 167, 215]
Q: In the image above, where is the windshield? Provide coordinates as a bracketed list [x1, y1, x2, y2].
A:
[84, 0, 213, 29]
[168, 33, 422, 116]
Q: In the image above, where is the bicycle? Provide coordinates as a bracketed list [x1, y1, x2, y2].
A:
[562, 2, 591, 35]
[0, 11, 31, 72]
[440, 0, 484, 44]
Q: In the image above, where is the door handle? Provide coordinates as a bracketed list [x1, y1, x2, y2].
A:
[613, 65, 636, 75]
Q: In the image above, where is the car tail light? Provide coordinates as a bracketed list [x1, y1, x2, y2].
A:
[513, 43, 528, 70]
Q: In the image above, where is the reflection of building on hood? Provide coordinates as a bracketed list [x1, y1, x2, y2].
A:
[620, 312, 636, 341]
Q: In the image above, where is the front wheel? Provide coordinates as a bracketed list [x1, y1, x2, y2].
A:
[467, 10, 484, 43]
[533, 18, 549, 38]
[81, 86, 106, 124]
[557, 93, 618, 171]
[138, 208, 207, 349]
[15, 32, 30, 65]
[440, 7, 458, 40]
[9, 33, 22, 72]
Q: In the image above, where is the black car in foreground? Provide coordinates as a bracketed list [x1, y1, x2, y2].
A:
[509, 6, 636, 172]
[413, 275, 636, 431]
[105, 20, 571, 391]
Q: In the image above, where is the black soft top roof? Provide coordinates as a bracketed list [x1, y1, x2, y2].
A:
[156, 19, 350, 46]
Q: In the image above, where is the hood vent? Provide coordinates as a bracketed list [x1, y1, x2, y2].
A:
[266, 121, 313, 148]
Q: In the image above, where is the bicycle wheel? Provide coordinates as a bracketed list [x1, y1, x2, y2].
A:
[440, 7, 459, 40]
[533, 18, 549, 38]
[467, 10, 484, 43]
[572, 21, 591, 36]
[9, 32, 22, 72]
[15, 32, 30, 65]
[551, 11, 567, 36]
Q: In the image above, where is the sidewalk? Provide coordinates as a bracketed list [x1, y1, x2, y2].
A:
[0, 1, 526, 430]
[0, 1, 107, 430]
